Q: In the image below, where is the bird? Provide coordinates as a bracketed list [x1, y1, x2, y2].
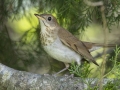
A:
[34, 13, 115, 74]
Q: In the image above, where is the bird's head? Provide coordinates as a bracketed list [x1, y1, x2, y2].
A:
[34, 14, 59, 29]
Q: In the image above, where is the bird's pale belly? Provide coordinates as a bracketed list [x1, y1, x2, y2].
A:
[43, 37, 81, 65]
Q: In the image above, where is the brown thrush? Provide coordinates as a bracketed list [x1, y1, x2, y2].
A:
[34, 14, 114, 74]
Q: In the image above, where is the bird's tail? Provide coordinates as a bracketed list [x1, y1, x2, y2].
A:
[83, 42, 116, 52]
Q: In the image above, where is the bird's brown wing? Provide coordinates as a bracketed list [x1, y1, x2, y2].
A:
[58, 28, 99, 66]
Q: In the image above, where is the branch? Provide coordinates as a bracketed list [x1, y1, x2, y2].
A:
[98, 5, 108, 90]
[84, 0, 103, 7]
[0, 63, 119, 89]
[0, 63, 84, 90]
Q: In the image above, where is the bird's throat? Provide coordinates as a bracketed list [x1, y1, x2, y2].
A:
[40, 27, 58, 46]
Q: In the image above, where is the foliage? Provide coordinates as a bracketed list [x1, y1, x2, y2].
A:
[68, 46, 120, 89]
[0, 0, 120, 89]
[1, 0, 120, 33]
[103, 46, 120, 78]
[103, 81, 119, 90]
[69, 62, 92, 78]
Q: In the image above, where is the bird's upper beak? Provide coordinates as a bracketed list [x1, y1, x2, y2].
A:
[34, 14, 45, 20]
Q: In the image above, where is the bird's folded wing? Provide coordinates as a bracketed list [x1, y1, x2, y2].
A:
[58, 28, 99, 66]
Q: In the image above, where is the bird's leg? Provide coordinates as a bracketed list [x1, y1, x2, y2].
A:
[53, 63, 74, 80]
[53, 63, 69, 76]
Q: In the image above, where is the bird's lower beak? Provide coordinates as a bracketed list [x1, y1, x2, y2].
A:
[34, 14, 45, 20]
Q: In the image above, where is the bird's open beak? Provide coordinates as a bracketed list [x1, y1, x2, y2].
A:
[34, 14, 45, 20]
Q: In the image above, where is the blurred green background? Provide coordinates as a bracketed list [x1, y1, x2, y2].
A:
[0, 0, 120, 78]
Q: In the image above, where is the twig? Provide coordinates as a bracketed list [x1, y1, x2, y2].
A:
[84, 0, 103, 7]
[98, 5, 108, 90]
[103, 46, 119, 78]
[84, 1, 108, 89]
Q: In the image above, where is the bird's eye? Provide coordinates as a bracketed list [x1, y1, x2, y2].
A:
[48, 17, 51, 21]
